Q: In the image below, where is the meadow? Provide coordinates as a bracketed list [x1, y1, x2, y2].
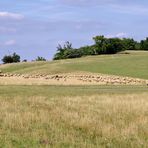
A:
[0, 51, 147, 147]
[0, 51, 148, 79]
[0, 85, 147, 147]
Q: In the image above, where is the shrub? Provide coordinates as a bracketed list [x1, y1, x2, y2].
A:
[35, 56, 46, 61]
[2, 52, 20, 64]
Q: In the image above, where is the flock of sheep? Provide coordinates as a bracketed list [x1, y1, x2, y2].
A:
[0, 71, 147, 85]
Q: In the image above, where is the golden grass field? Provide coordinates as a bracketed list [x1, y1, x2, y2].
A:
[0, 91, 147, 147]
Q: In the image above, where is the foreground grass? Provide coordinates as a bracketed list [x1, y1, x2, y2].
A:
[0, 85, 147, 147]
[0, 51, 148, 79]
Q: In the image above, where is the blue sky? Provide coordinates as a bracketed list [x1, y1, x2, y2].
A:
[0, 0, 148, 61]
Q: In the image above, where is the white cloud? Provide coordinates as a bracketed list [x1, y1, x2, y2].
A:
[0, 12, 24, 20]
[106, 33, 127, 38]
[4, 40, 16, 46]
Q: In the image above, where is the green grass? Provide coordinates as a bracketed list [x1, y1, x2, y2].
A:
[0, 51, 148, 79]
[0, 85, 148, 98]
[0, 85, 147, 147]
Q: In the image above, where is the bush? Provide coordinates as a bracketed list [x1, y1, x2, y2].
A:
[53, 36, 148, 60]
[2, 52, 20, 64]
[93, 36, 125, 54]
[140, 37, 148, 50]
[22, 59, 27, 62]
[35, 56, 46, 61]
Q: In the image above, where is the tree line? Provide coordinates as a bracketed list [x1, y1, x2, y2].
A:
[1, 53, 46, 64]
[1, 35, 148, 63]
[53, 36, 148, 60]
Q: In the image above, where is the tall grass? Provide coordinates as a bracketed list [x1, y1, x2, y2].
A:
[0, 92, 147, 147]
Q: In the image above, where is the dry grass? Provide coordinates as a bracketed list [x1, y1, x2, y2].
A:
[0, 93, 147, 147]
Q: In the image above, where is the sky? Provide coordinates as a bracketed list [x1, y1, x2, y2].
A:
[0, 0, 148, 61]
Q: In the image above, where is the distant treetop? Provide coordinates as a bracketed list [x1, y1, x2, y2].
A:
[54, 35, 147, 60]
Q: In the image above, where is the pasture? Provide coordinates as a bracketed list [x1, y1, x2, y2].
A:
[0, 51, 148, 79]
[0, 85, 147, 147]
[0, 51, 147, 147]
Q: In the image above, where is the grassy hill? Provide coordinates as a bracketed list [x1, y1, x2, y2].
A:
[0, 50, 148, 79]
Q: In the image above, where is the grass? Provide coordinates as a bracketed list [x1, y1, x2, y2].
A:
[0, 85, 148, 98]
[0, 85, 147, 147]
[0, 50, 148, 79]
[0, 51, 147, 147]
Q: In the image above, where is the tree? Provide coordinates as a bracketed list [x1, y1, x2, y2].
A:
[53, 35, 148, 60]
[79, 45, 96, 56]
[12, 52, 20, 63]
[53, 41, 74, 60]
[93, 35, 106, 54]
[35, 56, 46, 61]
[122, 38, 136, 50]
[65, 49, 83, 59]
[2, 52, 20, 64]
[2, 55, 13, 64]
[140, 37, 148, 50]
[93, 36, 124, 54]
[22, 59, 27, 62]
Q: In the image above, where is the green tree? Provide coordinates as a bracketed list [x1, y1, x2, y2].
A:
[35, 56, 46, 61]
[53, 41, 74, 60]
[2, 55, 13, 64]
[140, 37, 148, 50]
[122, 38, 136, 50]
[12, 52, 21, 63]
[79, 45, 96, 56]
[93, 36, 124, 54]
[22, 59, 27, 62]
[93, 35, 106, 54]
[53, 35, 146, 60]
[2, 52, 20, 64]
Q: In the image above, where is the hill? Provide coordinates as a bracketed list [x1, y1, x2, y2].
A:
[0, 51, 148, 79]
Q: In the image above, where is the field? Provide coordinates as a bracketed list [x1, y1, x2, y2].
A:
[0, 85, 147, 147]
[0, 50, 148, 79]
[0, 51, 148, 147]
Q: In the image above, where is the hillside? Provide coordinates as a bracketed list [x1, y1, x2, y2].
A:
[0, 51, 148, 79]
